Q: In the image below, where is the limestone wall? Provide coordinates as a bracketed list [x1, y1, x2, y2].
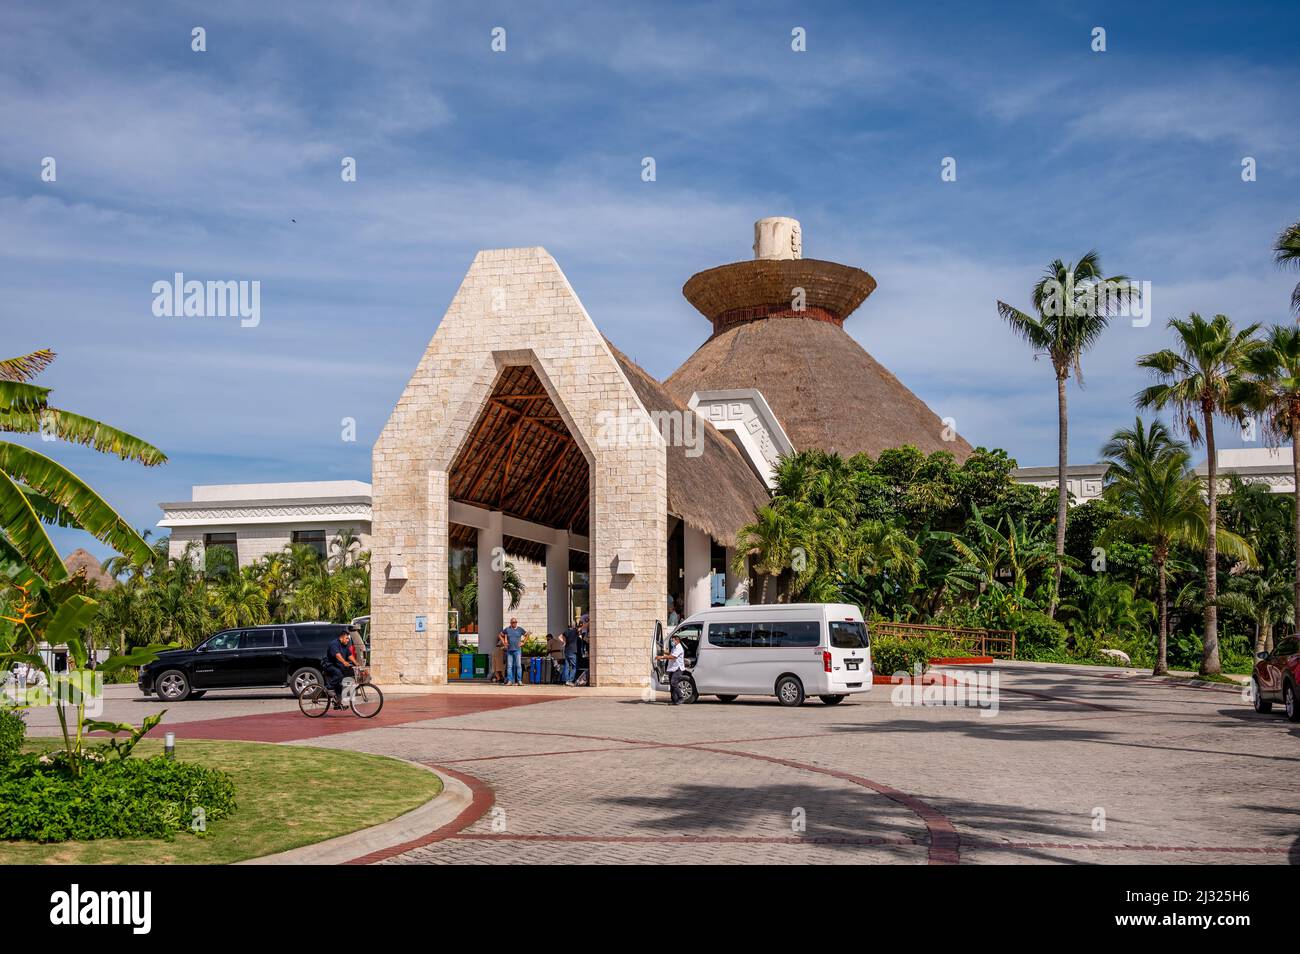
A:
[371, 247, 667, 686]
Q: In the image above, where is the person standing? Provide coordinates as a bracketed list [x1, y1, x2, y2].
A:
[546, 631, 566, 683]
[501, 617, 526, 686]
[560, 620, 580, 686]
[656, 632, 688, 704]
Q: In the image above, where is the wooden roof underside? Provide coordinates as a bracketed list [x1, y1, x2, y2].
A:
[447, 365, 590, 550]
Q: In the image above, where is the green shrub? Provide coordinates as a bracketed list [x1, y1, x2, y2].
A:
[0, 710, 25, 763]
[870, 635, 932, 676]
[0, 754, 236, 842]
[1010, 610, 1068, 659]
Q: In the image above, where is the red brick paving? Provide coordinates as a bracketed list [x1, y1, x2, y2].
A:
[166, 691, 566, 742]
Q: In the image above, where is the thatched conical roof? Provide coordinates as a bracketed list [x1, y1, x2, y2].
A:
[666, 219, 972, 462]
[63, 548, 116, 589]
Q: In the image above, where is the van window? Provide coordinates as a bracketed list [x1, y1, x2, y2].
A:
[829, 620, 869, 649]
[707, 621, 752, 648]
[753, 621, 821, 648]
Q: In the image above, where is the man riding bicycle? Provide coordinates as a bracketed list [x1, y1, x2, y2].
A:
[322, 625, 361, 709]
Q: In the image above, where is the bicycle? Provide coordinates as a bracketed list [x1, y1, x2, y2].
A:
[298, 666, 384, 719]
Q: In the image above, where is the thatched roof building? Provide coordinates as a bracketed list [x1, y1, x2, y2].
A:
[666, 217, 972, 462]
[63, 548, 115, 589]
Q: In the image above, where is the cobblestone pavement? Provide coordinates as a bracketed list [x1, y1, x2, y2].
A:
[299, 663, 1300, 865]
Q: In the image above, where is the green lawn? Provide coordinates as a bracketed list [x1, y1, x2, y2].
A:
[0, 739, 442, 865]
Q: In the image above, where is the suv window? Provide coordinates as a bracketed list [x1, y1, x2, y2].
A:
[203, 631, 242, 652]
[243, 630, 286, 650]
[293, 626, 342, 647]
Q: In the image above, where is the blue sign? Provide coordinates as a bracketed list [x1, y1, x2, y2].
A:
[415, 615, 427, 633]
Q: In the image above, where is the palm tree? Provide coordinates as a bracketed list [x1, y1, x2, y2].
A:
[940, 503, 1057, 615]
[328, 529, 362, 569]
[1218, 571, 1294, 655]
[1100, 418, 1255, 675]
[208, 574, 269, 629]
[1137, 313, 1261, 675]
[997, 252, 1136, 618]
[1230, 324, 1300, 630]
[0, 350, 165, 584]
[733, 504, 796, 604]
[1274, 220, 1300, 318]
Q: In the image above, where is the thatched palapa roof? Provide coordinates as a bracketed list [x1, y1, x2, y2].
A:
[606, 339, 770, 544]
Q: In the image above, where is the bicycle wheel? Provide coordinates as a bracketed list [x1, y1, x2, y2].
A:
[298, 685, 330, 718]
[350, 683, 384, 719]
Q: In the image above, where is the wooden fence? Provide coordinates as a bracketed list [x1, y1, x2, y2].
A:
[871, 621, 1017, 659]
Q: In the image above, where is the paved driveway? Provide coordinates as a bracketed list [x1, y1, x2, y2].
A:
[28, 664, 1299, 864]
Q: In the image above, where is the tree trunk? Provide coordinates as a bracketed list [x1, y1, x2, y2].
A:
[1049, 368, 1069, 619]
[1155, 556, 1168, 676]
[1200, 406, 1220, 675]
[1253, 619, 1264, 656]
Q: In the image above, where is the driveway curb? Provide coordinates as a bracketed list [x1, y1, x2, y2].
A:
[239, 760, 467, 865]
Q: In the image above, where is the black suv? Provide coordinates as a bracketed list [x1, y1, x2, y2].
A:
[139, 623, 355, 701]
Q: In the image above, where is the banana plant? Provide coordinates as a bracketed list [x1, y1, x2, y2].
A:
[1, 580, 174, 775]
[0, 349, 165, 586]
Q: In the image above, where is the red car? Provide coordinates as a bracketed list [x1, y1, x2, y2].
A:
[1251, 635, 1300, 721]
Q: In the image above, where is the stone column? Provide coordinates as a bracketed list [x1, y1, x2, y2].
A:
[546, 530, 570, 635]
[477, 511, 504, 649]
[683, 523, 712, 618]
[725, 546, 749, 604]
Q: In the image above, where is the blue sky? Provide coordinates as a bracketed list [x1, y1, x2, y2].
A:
[2, 0, 1298, 560]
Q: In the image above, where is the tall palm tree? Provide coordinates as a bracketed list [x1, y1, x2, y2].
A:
[1137, 313, 1260, 675]
[1229, 323, 1300, 631]
[997, 252, 1136, 618]
[1100, 418, 1254, 675]
[0, 349, 165, 584]
[1274, 220, 1300, 318]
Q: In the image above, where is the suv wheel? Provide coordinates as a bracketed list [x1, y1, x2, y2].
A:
[156, 669, 191, 702]
[1252, 677, 1272, 713]
[1285, 682, 1299, 723]
[291, 667, 323, 697]
[776, 675, 805, 707]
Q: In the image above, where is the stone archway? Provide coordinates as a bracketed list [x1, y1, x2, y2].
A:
[370, 247, 667, 687]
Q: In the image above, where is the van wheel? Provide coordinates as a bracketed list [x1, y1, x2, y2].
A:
[156, 670, 191, 701]
[674, 676, 697, 705]
[776, 676, 804, 707]
[1252, 678, 1272, 713]
[1286, 683, 1299, 723]
[291, 667, 323, 698]
[715, 695, 738, 703]
[819, 694, 846, 705]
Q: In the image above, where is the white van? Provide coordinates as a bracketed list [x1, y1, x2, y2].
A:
[652, 603, 871, 706]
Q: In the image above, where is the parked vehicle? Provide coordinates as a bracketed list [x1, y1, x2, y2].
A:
[138, 623, 347, 701]
[1251, 635, 1300, 721]
[652, 603, 871, 706]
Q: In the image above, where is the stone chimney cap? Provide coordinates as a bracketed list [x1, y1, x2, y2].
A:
[753, 217, 802, 261]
